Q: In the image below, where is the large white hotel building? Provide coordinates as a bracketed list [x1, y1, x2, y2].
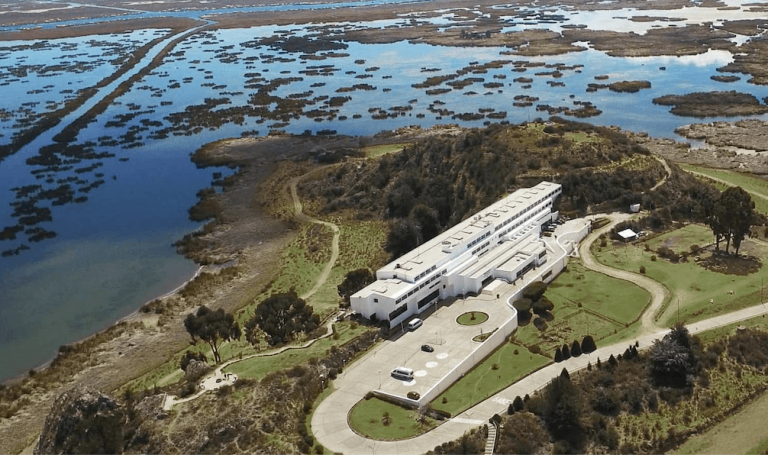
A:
[351, 181, 563, 327]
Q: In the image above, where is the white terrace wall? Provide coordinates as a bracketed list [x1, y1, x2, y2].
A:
[413, 221, 592, 409]
[416, 307, 519, 408]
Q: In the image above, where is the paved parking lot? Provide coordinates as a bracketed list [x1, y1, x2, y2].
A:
[372, 290, 516, 398]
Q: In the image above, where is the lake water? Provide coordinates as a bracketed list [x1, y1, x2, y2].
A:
[1, 1, 768, 380]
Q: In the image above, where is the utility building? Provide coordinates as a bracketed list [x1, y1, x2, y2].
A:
[351, 181, 562, 327]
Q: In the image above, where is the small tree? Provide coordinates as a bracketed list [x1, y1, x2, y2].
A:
[513, 396, 525, 412]
[571, 340, 582, 357]
[581, 335, 597, 353]
[184, 306, 241, 364]
[382, 411, 392, 426]
[560, 368, 570, 381]
[562, 344, 571, 360]
[523, 281, 548, 302]
[513, 298, 533, 312]
[555, 347, 564, 363]
[508, 403, 515, 415]
[608, 354, 618, 367]
[532, 297, 554, 316]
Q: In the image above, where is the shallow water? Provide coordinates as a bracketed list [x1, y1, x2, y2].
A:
[1, 1, 768, 380]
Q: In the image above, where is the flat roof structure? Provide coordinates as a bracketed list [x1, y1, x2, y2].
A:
[352, 182, 563, 327]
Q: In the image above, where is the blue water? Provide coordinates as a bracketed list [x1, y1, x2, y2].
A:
[1, 10, 768, 381]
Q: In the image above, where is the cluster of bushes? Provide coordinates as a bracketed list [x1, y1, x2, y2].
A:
[554, 336, 595, 362]
[514, 281, 554, 330]
[299, 119, 692, 260]
[444, 323, 768, 454]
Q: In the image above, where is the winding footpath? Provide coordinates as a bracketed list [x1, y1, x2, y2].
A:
[288, 169, 341, 300]
[163, 167, 342, 410]
[312, 212, 768, 455]
[579, 214, 669, 335]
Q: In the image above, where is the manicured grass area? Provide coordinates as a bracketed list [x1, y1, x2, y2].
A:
[680, 164, 768, 215]
[457, 311, 489, 326]
[348, 397, 437, 440]
[513, 258, 649, 354]
[431, 342, 551, 416]
[547, 260, 650, 325]
[592, 230, 768, 327]
[223, 321, 372, 380]
[645, 224, 715, 255]
[362, 143, 409, 158]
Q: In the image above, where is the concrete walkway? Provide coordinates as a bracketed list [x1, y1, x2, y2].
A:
[312, 303, 768, 455]
[162, 313, 338, 411]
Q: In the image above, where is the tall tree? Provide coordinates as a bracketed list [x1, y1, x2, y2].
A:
[710, 186, 755, 254]
[247, 290, 320, 346]
[184, 306, 241, 364]
[337, 268, 374, 305]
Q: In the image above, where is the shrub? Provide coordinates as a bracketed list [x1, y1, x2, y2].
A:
[581, 335, 597, 353]
[407, 391, 420, 400]
[508, 403, 515, 415]
[639, 265, 646, 274]
[532, 297, 554, 315]
[513, 298, 533, 312]
[562, 344, 571, 360]
[523, 281, 548, 302]
[513, 396, 525, 412]
[555, 347, 563, 362]
[528, 344, 541, 355]
[571, 340, 582, 357]
[651, 255, 657, 261]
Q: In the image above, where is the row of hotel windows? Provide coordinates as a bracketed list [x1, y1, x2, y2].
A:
[494, 192, 557, 234]
[388, 289, 441, 321]
[495, 201, 552, 238]
[467, 231, 491, 249]
[471, 241, 491, 255]
[394, 269, 447, 304]
[415, 265, 438, 282]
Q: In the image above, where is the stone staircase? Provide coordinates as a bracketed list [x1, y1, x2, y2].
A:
[484, 421, 497, 455]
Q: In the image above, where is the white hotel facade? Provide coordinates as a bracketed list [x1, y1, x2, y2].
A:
[351, 181, 563, 328]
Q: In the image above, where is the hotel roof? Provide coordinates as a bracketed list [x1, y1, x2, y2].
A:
[379, 181, 560, 280]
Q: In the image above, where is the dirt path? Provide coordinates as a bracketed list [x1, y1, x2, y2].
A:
[649, 156, 672, 192]
[162, 166, 344, 411]
[288, 170, 341, 300]
[579, 213, 670, 334]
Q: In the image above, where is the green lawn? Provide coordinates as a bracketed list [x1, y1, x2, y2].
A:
[431, 342, 551, 416]
[223, 321, 371, 380]
[645, 224, 715, 255]
[457, 312, 489, 326]
[348, 397, 437, 440]
[546, 259, 650, 325]
[592, 230, 768, 327]
[680, 164, 768, 215]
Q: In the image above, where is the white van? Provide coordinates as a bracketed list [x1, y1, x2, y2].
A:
[391, 367, 414, 380]
[407, 318, 423, 331]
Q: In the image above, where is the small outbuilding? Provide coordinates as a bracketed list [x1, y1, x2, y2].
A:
[618, 228, 638, 241]
[629, 203, 641, 213]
